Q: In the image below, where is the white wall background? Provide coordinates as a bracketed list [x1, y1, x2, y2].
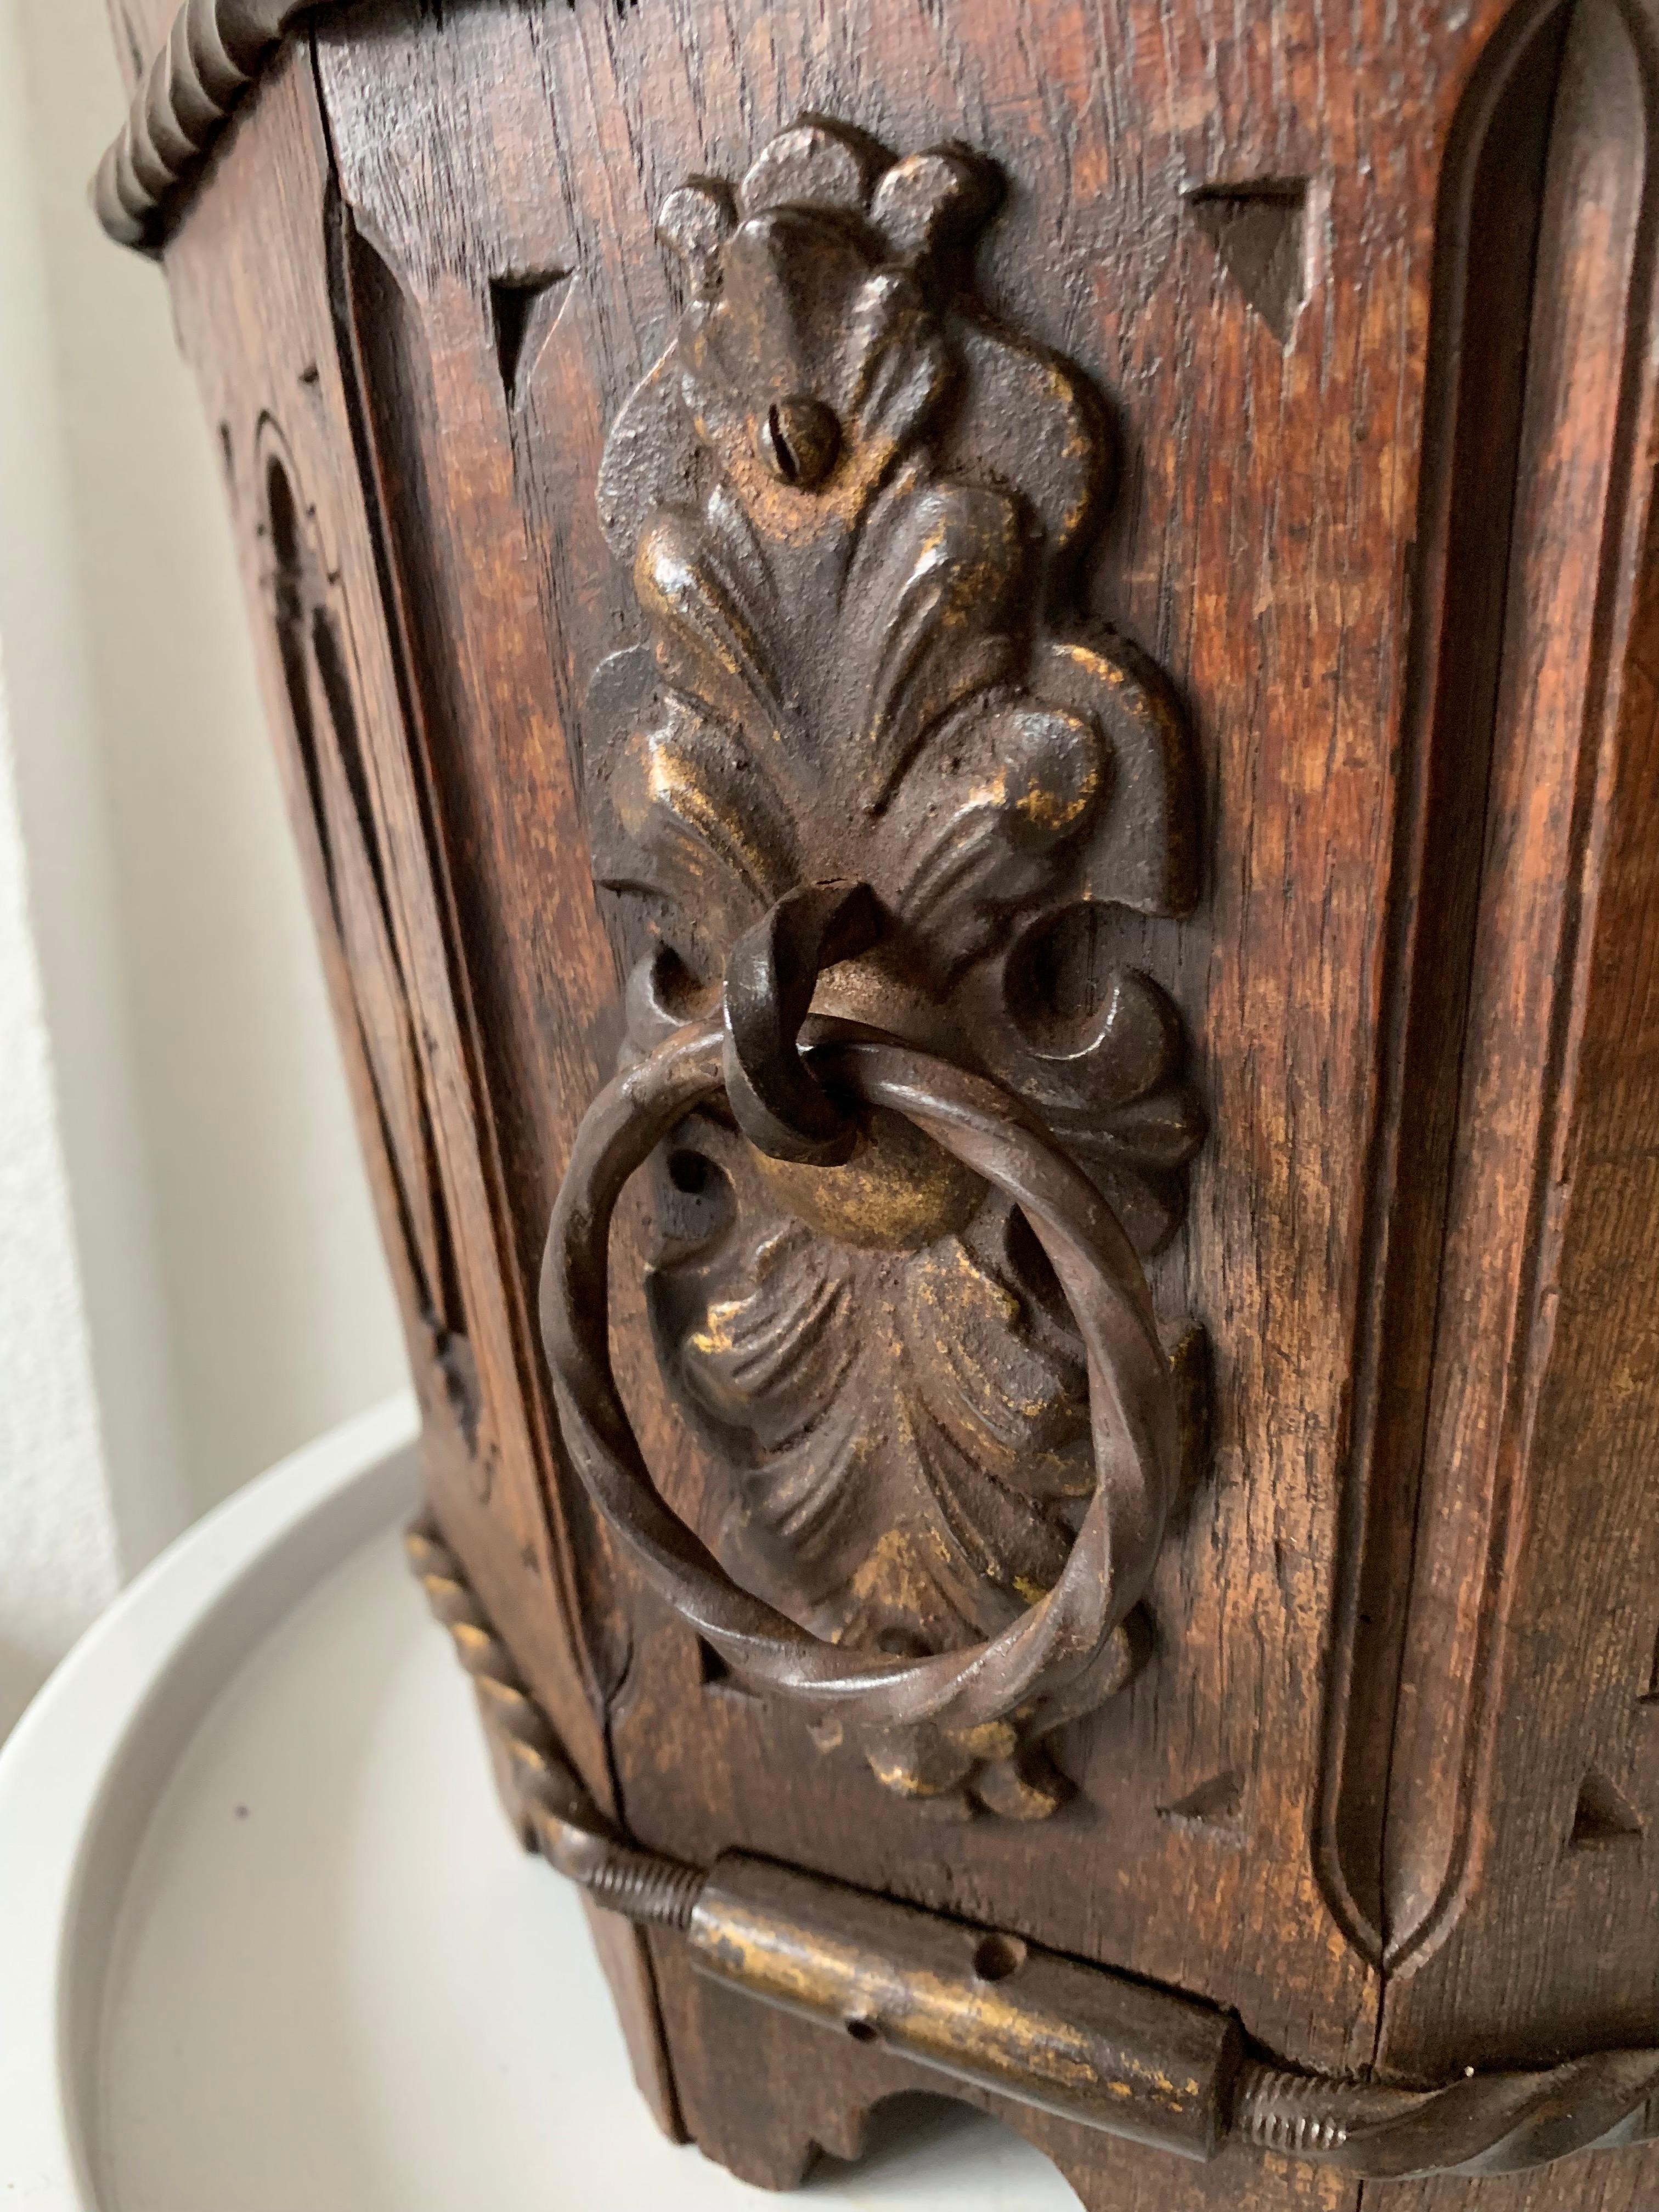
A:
[0, 0, 409, 1736]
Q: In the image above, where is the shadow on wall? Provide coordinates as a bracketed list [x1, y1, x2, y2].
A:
[3, 0, 408, 1550]
[1, 1634, 50, 1747]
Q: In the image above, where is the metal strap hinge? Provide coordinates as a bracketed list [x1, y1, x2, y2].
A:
[408, 1519, 1659, 2183]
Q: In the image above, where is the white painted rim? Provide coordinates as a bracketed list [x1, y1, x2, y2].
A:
[0, 1392, 421, 2211]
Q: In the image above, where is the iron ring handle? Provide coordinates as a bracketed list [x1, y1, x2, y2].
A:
[539, 1014, 1179, 1738]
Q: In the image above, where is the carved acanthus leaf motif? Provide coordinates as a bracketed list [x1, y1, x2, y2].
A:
[590, 120, 1193, 986]
[588, 117, 1205, 1813]
[652, 1129, 1090, 1652]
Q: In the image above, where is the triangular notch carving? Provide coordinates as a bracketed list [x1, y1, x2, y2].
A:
[490, 269, 573, 406]
[1159, 1770, 1244, 1841]
[1567, 1770, 1643, 1852]
[1187, 179, 1310, 345]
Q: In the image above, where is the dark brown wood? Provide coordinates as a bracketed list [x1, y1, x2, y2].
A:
[100, 0, 1659, 2203]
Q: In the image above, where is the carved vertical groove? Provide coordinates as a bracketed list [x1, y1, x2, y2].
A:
[323, 182, 647, 1740]
[1317, 0, 1573, 1973]
[1319, 0, 1654, 1979]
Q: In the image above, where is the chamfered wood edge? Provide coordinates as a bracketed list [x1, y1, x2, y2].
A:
[94, 1, 349, 251]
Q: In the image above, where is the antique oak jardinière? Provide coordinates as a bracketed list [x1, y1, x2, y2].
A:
[99, 2, 1659, 2203]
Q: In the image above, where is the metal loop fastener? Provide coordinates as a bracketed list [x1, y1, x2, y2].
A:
[720, 878, 884, 1165]
[539, 1012, 1177, 1741]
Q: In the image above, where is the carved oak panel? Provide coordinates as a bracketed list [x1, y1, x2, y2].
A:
[99, 0, 1659, 2205]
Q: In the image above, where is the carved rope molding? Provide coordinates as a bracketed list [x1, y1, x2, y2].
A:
[556, 115, 1206, 1816]
[94, 1, 342, 251]
[408, 1518, 1659, 2185]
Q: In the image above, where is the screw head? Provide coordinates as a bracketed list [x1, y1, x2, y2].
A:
[757, 394, 840, 488]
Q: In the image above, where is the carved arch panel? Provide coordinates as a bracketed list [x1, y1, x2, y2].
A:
[258, 426, 485, 1465]
[155, 42, 620, 1819]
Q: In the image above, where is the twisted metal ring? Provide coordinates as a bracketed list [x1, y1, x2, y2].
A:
[539, 1013, 1177, 1737]
[721, 878, 884, 1164]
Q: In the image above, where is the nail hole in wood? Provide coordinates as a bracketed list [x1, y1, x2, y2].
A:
[972, 1932, 1026, 1983]
[668, 1149, 712, 1196]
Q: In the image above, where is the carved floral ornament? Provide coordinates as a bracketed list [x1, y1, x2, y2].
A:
[544, 116, 1205, 1819]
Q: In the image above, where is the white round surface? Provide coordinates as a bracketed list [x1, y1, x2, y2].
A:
[0, 1401, 1076, 2210]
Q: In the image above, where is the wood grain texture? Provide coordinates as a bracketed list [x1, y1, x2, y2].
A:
[1369, 0, 1659, 2083]
[1313, 0, 1573, 1975]
[110, 0, 1659, 2200]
